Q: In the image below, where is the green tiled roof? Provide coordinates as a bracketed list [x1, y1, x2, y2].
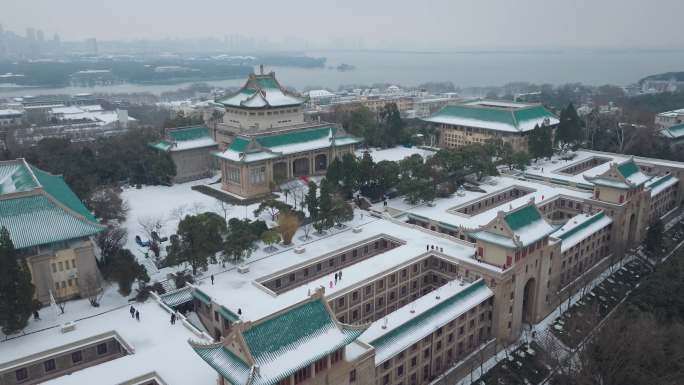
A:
[0, 194, 103, 249]
[433, 105, 515, 125]
[228, 137, 250, 153]
[258, 127, 336, 148]
[160, 286, 194, 308]
[513, 106, 554, 124]
[192, 289, 212, 305]
[254, 75, 279, 89]
[617, 160, 640, 178]
[168, 126, 211, 142]
[556, 212, 606, 241]
[227, 127, 344, 153]
[191, 298, 365, 385]
[0, 161, 38, 194]
[429, 104, 557, 132]
[150, 140, 173, 151]
[504, 205, 542, 231]
[192, 343, 251, 385]
[243, 299, 343, 361]
[661, 123, 684, 139]
[219, 306, 240, 322]
[369, 280, 490, 357]
[31, 166, 96, 222]
[646, 174, 674, 190]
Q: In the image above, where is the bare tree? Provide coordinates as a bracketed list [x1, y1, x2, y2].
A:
[138, 215, 166, 241]
[95, 226, 127, 266]
[169, 204, 189, 222]
[215, 200, 231, 222]
[82, 272, 104, 307]
[190, 202, 205, 215]
[301, 222, 313, 240]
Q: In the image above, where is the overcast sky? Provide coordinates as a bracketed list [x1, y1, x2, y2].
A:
[2, 0, 683, 50]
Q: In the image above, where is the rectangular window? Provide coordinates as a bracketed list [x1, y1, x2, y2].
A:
[349, 369, 357, 383]
[44, 359, 56, 372]
[226, 167, 241, 183]
[97, 342, 108, 355]
[249, 166, 266, 185]
[15, 368, 27, 382]
[72, 350, 83, 363]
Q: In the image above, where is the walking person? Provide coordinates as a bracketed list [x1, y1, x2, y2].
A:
[130, 305, 135, 318]
[171, 312, 176, 325]
[334, 272, 338, 283]
[339, 270, 342, 280]
[135, 310, 140, 321]
[211, 274, 215, 285]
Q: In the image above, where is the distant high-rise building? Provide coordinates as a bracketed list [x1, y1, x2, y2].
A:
[26, 27, 36, 41]
[36, 29, 44, 42]
[85, 37, 98, 54]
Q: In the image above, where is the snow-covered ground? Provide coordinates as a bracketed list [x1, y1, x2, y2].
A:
[355, 146, 435, 162]
[1, 284, 129, 339]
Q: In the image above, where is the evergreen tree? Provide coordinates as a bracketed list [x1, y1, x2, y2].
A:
[172, 213, 226, 274]
[645, 219, 664, 253]
[305, 181, 319, 220]
[379, 103, 406, 147]
[340, 153, 359, 198]
[529, 124, 553, 160]
[326, 157, 343, 187]
[0, 227, 35, 334]
[318, 179, 334, 230]
[556, 102, 583, 149]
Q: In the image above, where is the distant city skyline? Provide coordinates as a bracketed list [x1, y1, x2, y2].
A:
[2, 0, 684, 51]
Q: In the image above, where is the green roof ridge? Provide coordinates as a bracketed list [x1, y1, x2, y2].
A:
[647, 174, 673, 189]
[504, 205, 542, 231]
[30, 166, 97, 222]
[242, 300, 333, 361]
[557, 212, 606, 241]
[0, 160, 39, 194]
[617, 159, 640, 178]
[435, 105, 516, 126]
[256, 126, 335, 148]
[167, 126, 211, 142]
[192, 288, 212, 305]
[0, 194, 103, 249]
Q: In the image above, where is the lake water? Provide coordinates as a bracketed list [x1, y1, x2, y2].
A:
[2, 49, 683, 97]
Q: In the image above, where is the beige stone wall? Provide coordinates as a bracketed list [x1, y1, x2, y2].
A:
[221, 106, 305, 133]
[0, 337, 125, 385]
[170, 146, 217, 183]
[26, 240, 100, 304]
[438, 124, 529, 152]
[219, 144, 356, 199]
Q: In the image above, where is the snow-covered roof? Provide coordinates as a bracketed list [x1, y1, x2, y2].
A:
[470, 203, 556, 248]
[360, 279, 492, 364]
[0, 302, 217, 385]
[217, 72, 305, 109]
[192, 219, 485, 325]
[424, 100, 559, 133]
[0, 109, 23, 117]
[217, 126, 361, 163]
[646, 174, 679, 197]
[659, 123, 684, 139]
[522, 150, 684, 190]
[191, 295, 365, 385]
[388, 176, 590, 233]
[552, 212, 612, 253]
[308, 89, 335, 98]
[150, 126, 218, 152]
[0, 159, 103, 249]
[355, 147, 436, 162]
[657, 108, 684, 117]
